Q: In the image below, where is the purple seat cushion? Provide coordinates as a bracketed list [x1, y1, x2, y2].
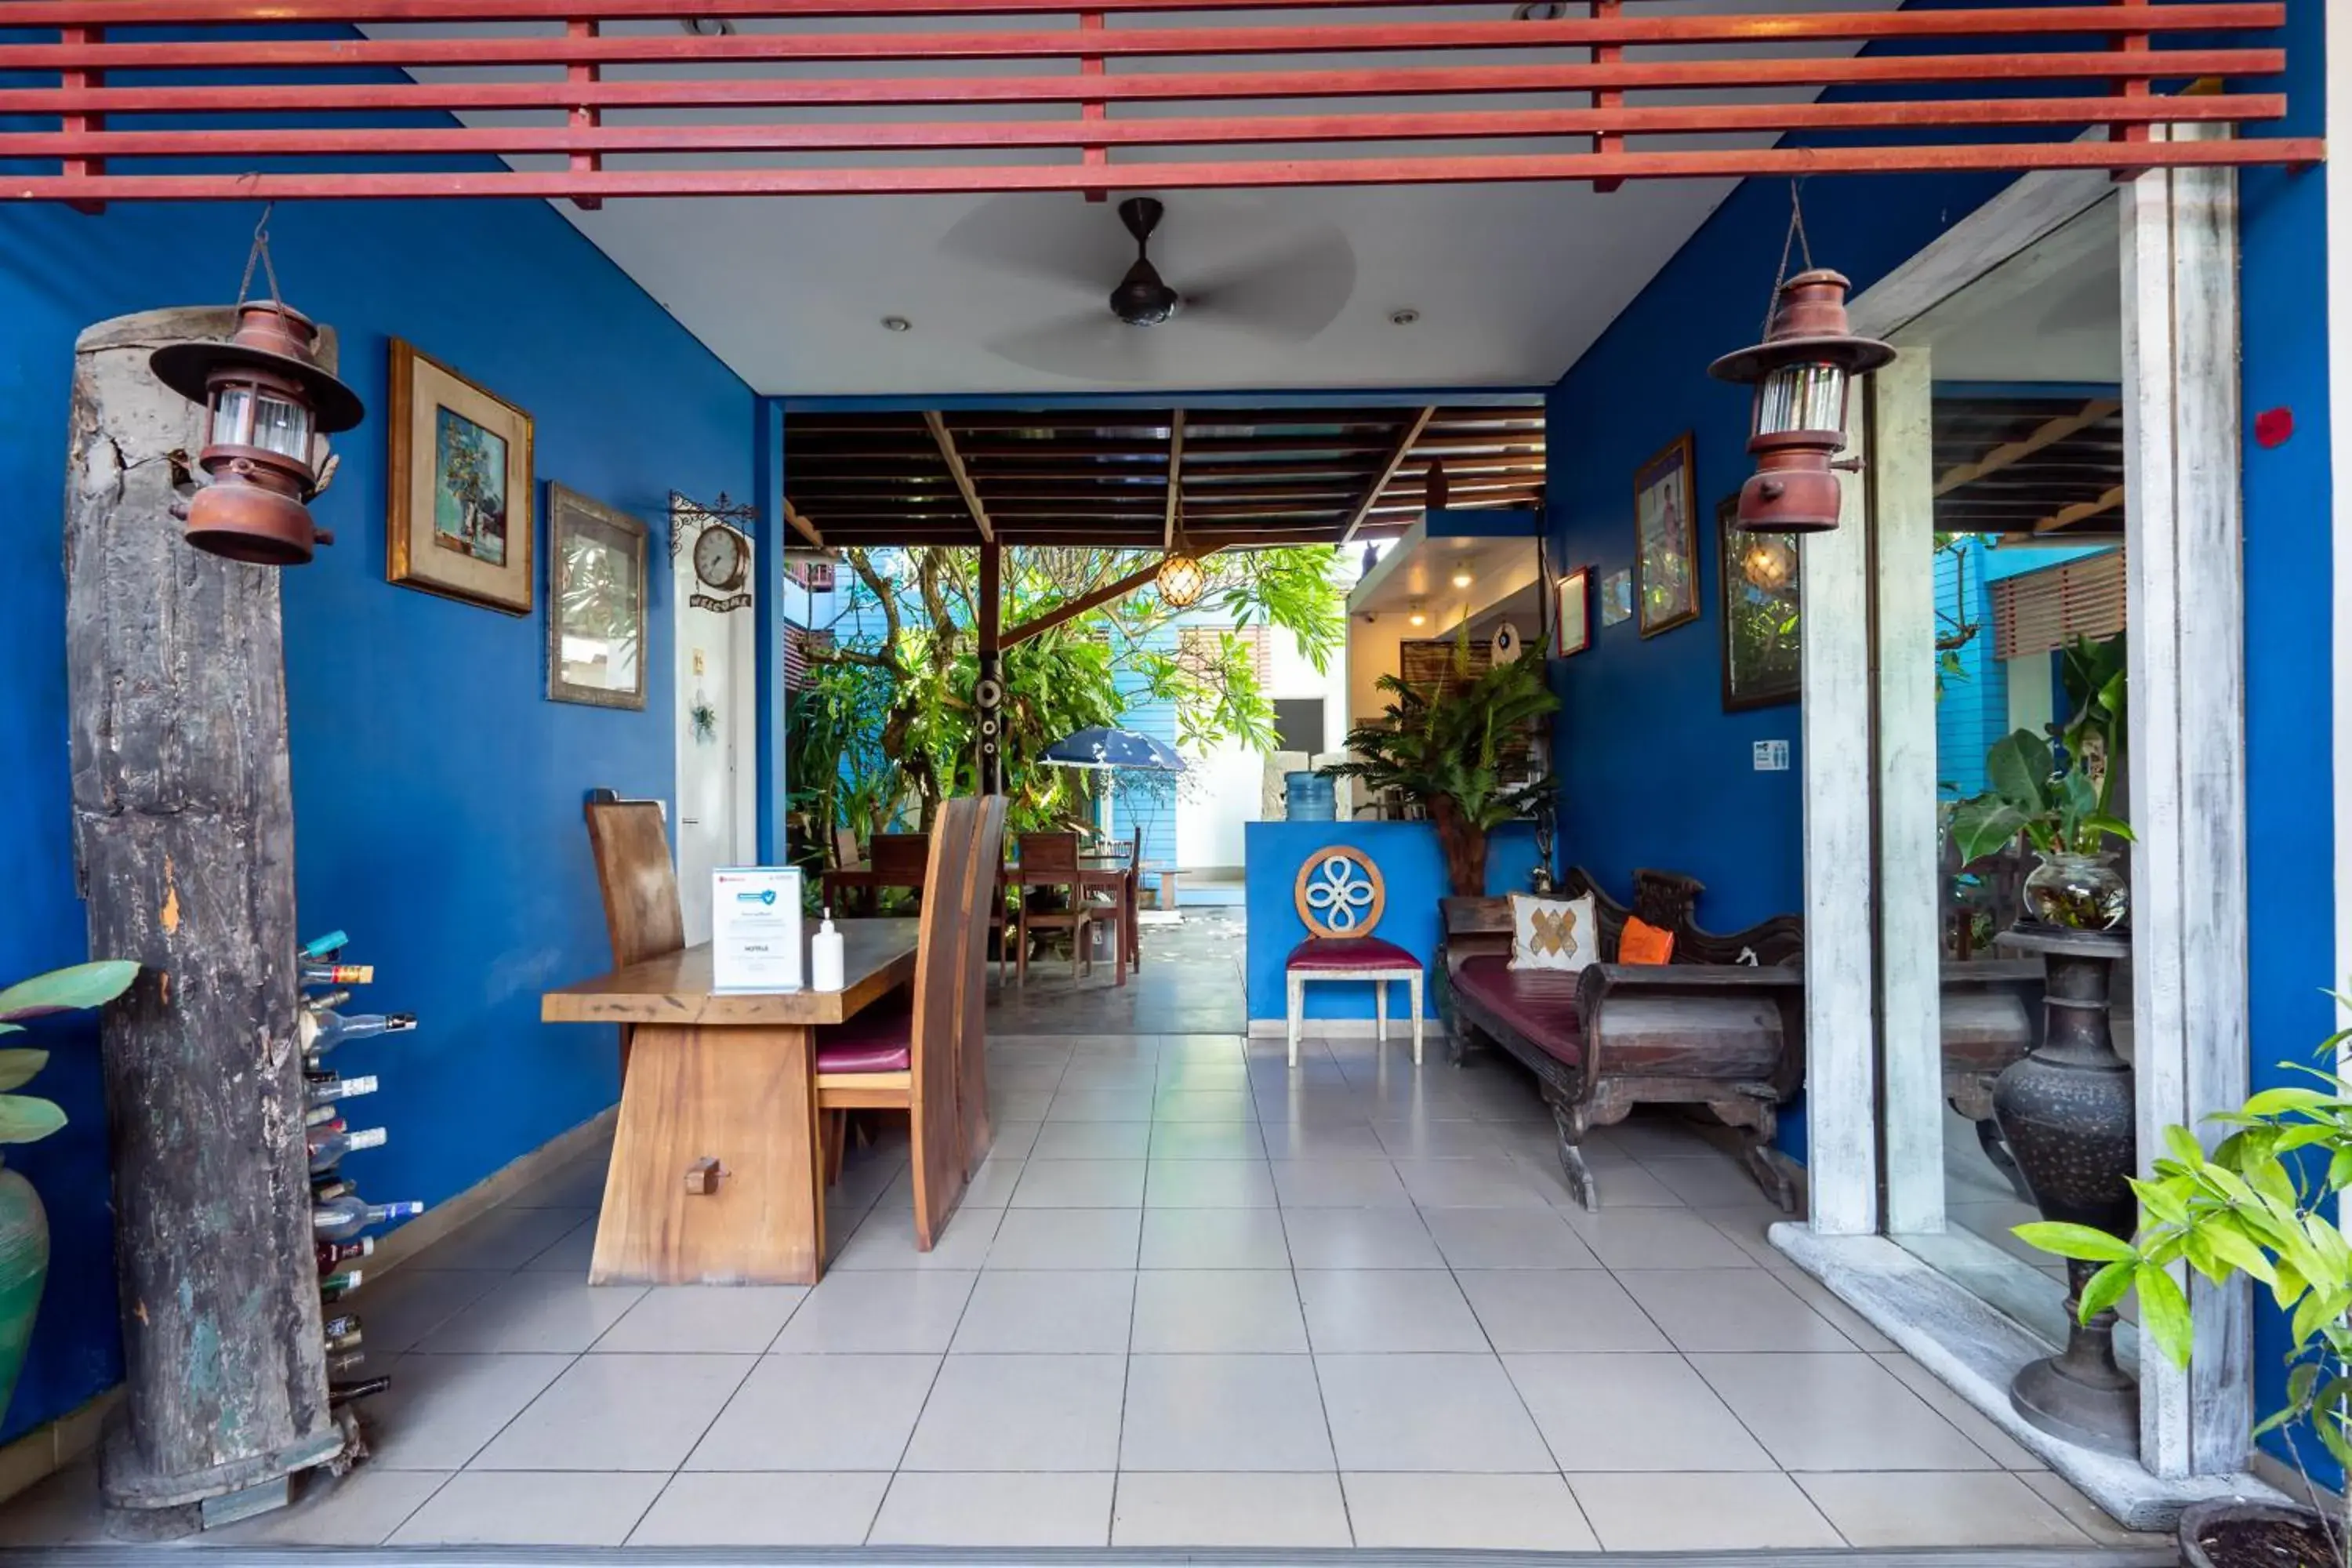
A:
[1286, 936, 1417, 971]
[816, 998, 913, 1074]
[1453, 953, 1583, 1068]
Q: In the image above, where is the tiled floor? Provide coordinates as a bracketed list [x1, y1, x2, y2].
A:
[0, 920, 2164, 1554]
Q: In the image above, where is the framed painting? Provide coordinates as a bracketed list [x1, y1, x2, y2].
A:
[387, 339, 535, 615]
[1632, 432, 1700, 637]
[1554, 565, 1592, 658]
[1716, 492, 1803, 711]
[546, 484, 650, 710]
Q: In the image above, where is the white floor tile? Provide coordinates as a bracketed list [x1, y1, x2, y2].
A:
[1030, 1120, 1152, 1159]
[1457, 1269, 1673, 1352]
[1119, 1353, 1335, 1470]
[360, 1353, 571, 1469]
[1011, 1157, 1147, 1207]
[354, 1267, 506, 1356]
[1297, 1269, 1488, 1352]
[1270, 1158, 1414, 1208]
[387, 1470, 665, 1545]
[985, 1207, 1142, 1269]
[952, 1269, 1135, 1353]
[1798, 1470, 2090, 1546]
[1569, 1471, 1842, 1551]
[1315, 1352, 1555, 1471]
[1342, 1472, 1599, 1549]
[1280, 1208, 1446, 1269]
[1392, 1156, 1559, 1209]
[1140, 1207, 1291, 1269]
[422, 1204, 597, 1272]
[416, 1272, 646, 1354]
[1613, 1268, 1858, 1352]
[1688, 1352, 2005, 1470]
[591, 1284, 806, 1353]
[769, 1269, 977, 1352]
[1560, 1207, 1761, 1269]
[686, 1353, 941, 1470]
[1872, 1352, 2048, 1469]
[629, 1472, 888, 1544]
[1505, 1352, 1777, 1471]
[470, 1352, 754, 1470]
[213, 1466, 453, 1547]
[1112, 1472, 1352, 1547]
[1048, 1087, 1157, 1122]
[1147, 1120, 1268, 1160]
[870, 1471, 1114, 1546]
[901, 1353, 1127, 1470]
[1144, 1160, 1279, 1208]
[1153, 1090, 1255, 1123]
[1129, 1269, 1306, 1352]
[831, 1206, 1003, 1271]
[1421, 1207, 1601, 1269]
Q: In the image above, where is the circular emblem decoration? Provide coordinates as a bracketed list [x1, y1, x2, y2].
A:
[1294, 846, 1386, 939]
[1491, 621, 1522, 660]
[975, 676, 1004, 708]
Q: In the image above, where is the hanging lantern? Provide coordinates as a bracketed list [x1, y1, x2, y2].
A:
[1156, 540, 1207, 608]
[1709, 268, 1893, 534]
[148, 212, 365, 566]
[1740, 533, 1798, 592]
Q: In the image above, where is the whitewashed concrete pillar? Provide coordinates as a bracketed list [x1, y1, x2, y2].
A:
[1871, 348, 1946, 1238]
[1802, 387, 1878, 1236]
[2121, 123, 2250, 1480]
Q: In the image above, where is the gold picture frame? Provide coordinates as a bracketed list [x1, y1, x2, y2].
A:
[387, 339, 535, 615]
[546, 485, 650, 711]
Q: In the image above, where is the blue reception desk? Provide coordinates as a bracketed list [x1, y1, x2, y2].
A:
[1243, 819, 1541, 1025]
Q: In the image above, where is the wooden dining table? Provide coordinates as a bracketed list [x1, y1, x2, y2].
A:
[541, 918, 918, 1287]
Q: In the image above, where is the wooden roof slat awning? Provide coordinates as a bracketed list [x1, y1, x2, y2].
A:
[0, 2, 2315, 205]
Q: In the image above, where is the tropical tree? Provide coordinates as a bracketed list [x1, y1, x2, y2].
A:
[791, 543, 1342, 851]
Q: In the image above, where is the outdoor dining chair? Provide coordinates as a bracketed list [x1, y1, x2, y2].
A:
[583, 796, 683, 1083]
[1014, 830, 1094, 984]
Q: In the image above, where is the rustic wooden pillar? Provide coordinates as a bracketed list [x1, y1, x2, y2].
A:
[64, 309, 338, 1537]
[975, 540, 1004, 797]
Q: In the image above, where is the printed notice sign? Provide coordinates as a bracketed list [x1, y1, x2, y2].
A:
[711, 866, 804, 993]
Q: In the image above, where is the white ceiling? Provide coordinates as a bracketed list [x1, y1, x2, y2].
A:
[368, 1, 1896, 396]
[1892, 194, 2122, 385]
[1350, 522, 1541, 621]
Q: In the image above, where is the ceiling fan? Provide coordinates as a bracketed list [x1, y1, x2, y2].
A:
[938, 191, 1356, 382]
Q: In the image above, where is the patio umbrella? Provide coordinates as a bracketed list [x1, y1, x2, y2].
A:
[1037, 725, 1187, 773]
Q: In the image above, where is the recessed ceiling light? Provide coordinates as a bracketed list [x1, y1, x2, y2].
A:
[880, 315, 913, 332]
[1450, 569, 1474, 590]
[681, 16, 738, 35]
[1389, 308, 1421, 327]
[1408, 600, 1428, 627]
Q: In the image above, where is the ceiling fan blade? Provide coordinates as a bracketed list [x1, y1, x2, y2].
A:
[1179, 227, 1357, 343]
[938, 194, 1138, 294]
[984, 310, 1168, 383]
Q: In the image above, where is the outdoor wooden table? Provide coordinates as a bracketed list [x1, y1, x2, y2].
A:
[541, 919, 919, 1287]
[820, 866, 924, 916]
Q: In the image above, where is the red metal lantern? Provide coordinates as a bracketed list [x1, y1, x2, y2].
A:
[151, 282, 364, 567]
[1709, 267, 1894, 534]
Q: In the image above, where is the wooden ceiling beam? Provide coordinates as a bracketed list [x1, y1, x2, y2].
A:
[1338, 406, 1438, 544]
[921, 409, 995, 545]
[1163, 410, 1185, 551]
[782, 499, 826, 548]
[1936, 397, 2122, 497]
[2034, 485, 2129, 532]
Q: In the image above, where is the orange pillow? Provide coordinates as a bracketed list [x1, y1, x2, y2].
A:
[1617, 916, 1676, 966]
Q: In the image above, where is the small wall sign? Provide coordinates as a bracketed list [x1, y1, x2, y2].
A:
[1752, 739, 1791, 771]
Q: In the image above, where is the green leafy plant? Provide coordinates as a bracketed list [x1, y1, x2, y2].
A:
[1318, 637, 1559, 896]
[1948, 728, 2135, 867]
[2019, 992, 2352, 1554]
[0, 961, 139, 1142]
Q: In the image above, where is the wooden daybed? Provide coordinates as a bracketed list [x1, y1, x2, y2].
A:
[1439, 869, 1806, 1213]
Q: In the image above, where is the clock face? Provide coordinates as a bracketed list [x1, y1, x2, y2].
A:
[692, 524, 746, 591]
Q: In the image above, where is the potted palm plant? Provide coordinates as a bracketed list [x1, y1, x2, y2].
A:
[0, 960, 138, 1428]
[1319, 640, 1559, 897]
[2019, 991, 2352, 1568]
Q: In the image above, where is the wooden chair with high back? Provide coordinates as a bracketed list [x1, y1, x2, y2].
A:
[1014, 831, 1093, 983]
[958, 797, 1008, 1177]
[812, 797, 993, 1250]
[583, 798, 684, 1081]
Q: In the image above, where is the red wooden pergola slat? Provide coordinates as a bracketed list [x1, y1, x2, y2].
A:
[0, 0, 2318, 205]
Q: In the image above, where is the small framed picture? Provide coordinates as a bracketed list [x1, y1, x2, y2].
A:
[1601, 568, 1635, 627]
[386, 340, 535, 615]
[1554, 566, 1593, 658]
[1633, 431, 1701, 638]
[546, 484, 650, 710]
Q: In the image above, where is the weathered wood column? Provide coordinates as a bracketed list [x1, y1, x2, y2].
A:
[64, 309, 338, 1536]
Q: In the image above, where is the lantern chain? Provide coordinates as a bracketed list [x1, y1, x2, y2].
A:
[234, 201, 284, 310]
[1762, 177, 1816, 338]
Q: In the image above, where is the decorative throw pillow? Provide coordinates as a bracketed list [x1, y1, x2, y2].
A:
[1618, 914, 1677, 966]
[1509, 892, 1597, 972]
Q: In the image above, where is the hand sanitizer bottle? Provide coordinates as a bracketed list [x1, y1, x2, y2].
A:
[810, 906, 846, 993]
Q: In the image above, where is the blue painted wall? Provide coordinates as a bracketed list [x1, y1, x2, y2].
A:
[1244, 820, 1538, 1023]
[0, 199, 752, 1441]
[1936, 538, 2008, 800]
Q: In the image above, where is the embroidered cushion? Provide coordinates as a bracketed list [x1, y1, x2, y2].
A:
[1618, 914, 1677, 965]
[1509, 891, 1596, 972]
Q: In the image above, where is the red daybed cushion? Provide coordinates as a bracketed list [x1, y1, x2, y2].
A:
[1452, 953, 1584, 1068]
[1286, 936, 1417, 971]
[815, 997, 913, 1073]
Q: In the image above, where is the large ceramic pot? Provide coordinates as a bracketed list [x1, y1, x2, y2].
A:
[0, 1160, 49, 1425]
[2177, 1498, 2336, 1568]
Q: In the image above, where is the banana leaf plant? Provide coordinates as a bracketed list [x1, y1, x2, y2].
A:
[0, 961, 139, 1142]
[2018, 993, 2352, 1559]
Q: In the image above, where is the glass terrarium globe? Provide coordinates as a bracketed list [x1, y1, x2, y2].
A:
[2024, 850, 2129, 931]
